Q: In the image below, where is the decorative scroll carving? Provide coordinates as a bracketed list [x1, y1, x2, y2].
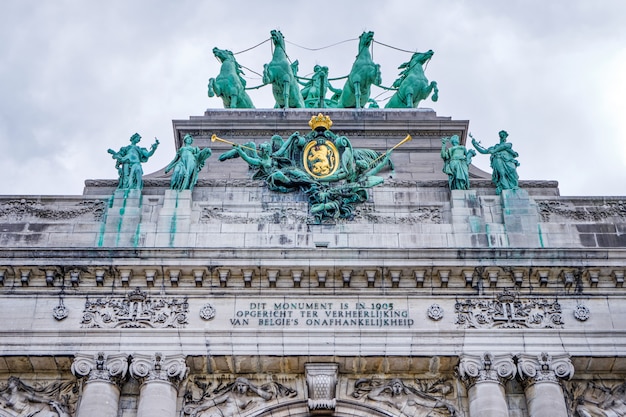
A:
[0, 199, 105, 221]
[565, 380, 626, 417]
[538, 200, 626, 222]
[305, 363, 338, 413]
[354, 205, 443, 224]
[455, 289, 564, 329]
[517, 352, 574, 387]
[81, 287, 188, 328]
[71, 352, 129, 385]
[129, 352, 187, 386]
[458, 352, 516, 388]
[201, 206, 307, 224]
[0, 376, 77, 417]
[183, 377, 296, 417]
[352, 378, 456, 416]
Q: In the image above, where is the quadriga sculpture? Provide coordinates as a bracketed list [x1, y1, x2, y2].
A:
[386, 50, 439, 108]
[263, 30, 305, 108]
[338, 31, 382, 109]
[208, 47, 255, 109]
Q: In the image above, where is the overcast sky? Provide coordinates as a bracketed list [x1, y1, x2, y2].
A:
[1, 1, 625, 197]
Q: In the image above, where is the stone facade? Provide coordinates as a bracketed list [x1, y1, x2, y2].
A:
[0, 109, 624, 416]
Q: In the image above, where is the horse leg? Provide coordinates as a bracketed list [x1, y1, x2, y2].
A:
[431, 81, 439, 102]
[230, 93, 238, 109]
[208, 78, 216, 97]
[283, 80, 290, 108]
[354, 81, 361, 109]
[406, 92, 413, 108]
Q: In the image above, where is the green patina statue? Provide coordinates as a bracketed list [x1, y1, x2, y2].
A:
[108, 133, 159, 190]
[214, 114, 405, 223]
[164, 134, 212, 191]
[208, 47, 255, 109]
[385, 50, 439, 108]
[441, 135, 475, 190]
[299, 65, 342, 108]
[263, 30, 305, 108]
[471, 130, 520, 194]
[337, 31, 382, 109]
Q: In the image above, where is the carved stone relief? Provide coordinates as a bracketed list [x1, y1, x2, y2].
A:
[538, 200, 626, 222]
[81, 287, 189, 328]
[351, 377, 457, 417]
[0, 199, 105, 221]
[72, 352, 129, 385]
[565, 380, 626, 417]
[455, 289, 564, 329]
[0, 376, 77, 417]
[182, 377, 297, 417]
[305, 363, 338, 412]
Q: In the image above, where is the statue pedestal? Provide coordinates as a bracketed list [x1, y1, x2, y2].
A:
[98, 189, 143, 247]
[155, 190, 193, 247]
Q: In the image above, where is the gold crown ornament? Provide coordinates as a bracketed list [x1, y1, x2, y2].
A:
[308, 114, 333, 131]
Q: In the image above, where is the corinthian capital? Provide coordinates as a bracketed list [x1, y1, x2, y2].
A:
[71, 352, 129, 385]
[129, 352, 188, 386]
[458, 352, 516, 388]
[516, 352, 574, 386]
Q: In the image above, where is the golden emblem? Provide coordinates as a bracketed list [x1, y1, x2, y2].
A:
[303, 140, 339, 178]
[308, 113, 333, 131]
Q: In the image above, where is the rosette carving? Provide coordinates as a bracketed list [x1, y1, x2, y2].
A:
[516, 352, 574, 387]
[129, 352, 188, 386]
[458, 352, 516, 388]
[71, 352, 129, 385]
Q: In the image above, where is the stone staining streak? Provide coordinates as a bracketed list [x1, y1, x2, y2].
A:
[81, 287, 189, 329]
[0, 199, 106, 221]
[455, 289, 564, 329]
[537, 200, 626, 222]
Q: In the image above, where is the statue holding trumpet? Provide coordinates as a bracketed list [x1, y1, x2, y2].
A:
[212, 114, 412, 222]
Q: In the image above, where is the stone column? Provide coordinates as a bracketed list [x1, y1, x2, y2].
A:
[516, 352, 574, 417]
[71, 352, 129, 417]
[129, 352, 188, 417]
[458, 352, 516, 417]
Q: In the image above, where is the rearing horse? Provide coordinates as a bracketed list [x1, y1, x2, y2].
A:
[263, 30, 304, 108]
[208, 47, 255, 108]
[338, 31, 382, 109]
[385, 50, 438, 108]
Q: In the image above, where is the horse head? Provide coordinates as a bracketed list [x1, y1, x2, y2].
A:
[270, 29, 286, 50]
[213, 47, 234, 63]
[358, 31, 375, 52]
[412, 49, 434, 66]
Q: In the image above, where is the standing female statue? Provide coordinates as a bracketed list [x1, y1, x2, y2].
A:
[441, 135, 475, 190]
[165, 134, 212, 191]
[471, 130, 520, 194]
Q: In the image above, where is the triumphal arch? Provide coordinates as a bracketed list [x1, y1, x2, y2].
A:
[1, 31, 625, 417]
